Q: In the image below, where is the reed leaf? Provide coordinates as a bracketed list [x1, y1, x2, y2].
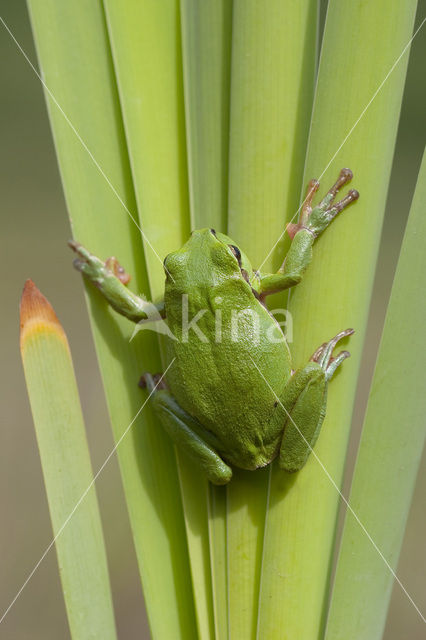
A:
[103, 0, 190, 294]
[102, 2, 224, 636]
[180, 1, 233, 636]
[325, 149, 426, 639]
[27, 1, 197, 637]
[208, 484, 228, 640]
[226, 2, 318, 637]
[256, 2, 418, 638]
[181, 0, 232, 232]
[20, 281, 117, 640]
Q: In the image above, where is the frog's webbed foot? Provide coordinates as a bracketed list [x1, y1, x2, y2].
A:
[287, 168, 359, 240]
[69, 240, 131, 286]
[310, 328, 354, 380]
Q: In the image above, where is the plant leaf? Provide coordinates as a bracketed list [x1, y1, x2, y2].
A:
[325, 148, 426, 639]
[103, 0, 191, 295]
[181, 0, 232, 232]
[27, 2, 197, 637]
[226, 1, 319, 637]
[180, 1, 233, 636]
[20, 281, 117, 640]
[256, 2, 418, 638]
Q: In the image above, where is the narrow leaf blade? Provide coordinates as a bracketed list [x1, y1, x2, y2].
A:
[325, 149, 426, 639]
[20, 281, 117, 640]
[226, 2, 318, 636]
[180, 2, 233, 636]
[27, 2, 197, 637]
[181, 0, 232, 232]
[257, 2, 418, 638]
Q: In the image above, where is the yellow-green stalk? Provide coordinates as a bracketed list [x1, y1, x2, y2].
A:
[226, 2, 318, 637]
[325, 149, 426, 640]
[180, 2, 233, 636]
[257, 2, 418, 638]
[27, 2, 197, 637]
[20, 281, 116, 640]
[102, 2, 218, 635]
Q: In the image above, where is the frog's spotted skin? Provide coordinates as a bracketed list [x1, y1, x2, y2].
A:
[70, 169, 358, 485]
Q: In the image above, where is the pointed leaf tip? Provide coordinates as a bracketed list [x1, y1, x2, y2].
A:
[20, 280, 66, 347]
[20, 279, 60, 327]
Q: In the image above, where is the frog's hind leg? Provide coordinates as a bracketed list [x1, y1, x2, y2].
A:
[142, 374, 232, 485]
[277, 363, 327, 472]
[278, 328, 354, 472]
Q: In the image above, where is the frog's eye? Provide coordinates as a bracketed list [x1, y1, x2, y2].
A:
[228, 244, 242, 265]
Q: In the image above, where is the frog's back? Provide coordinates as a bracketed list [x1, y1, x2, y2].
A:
[164, 276, 291, 470]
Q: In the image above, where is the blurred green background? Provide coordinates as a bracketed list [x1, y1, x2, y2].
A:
[1, 1, 424, 638]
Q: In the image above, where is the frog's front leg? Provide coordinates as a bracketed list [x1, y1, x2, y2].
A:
[69, 241, 164, 323]
[278, 328, 354, 472]
[141, 374, 232, 485]
[258, 169, 359, 298]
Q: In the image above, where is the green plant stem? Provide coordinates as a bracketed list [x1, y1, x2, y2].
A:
[256, 2, 418, 638]
[208, 484, 228, 640]
[177, 461, 215, 640]
[325, 148, 426, 639]
[27, 2, 197, 637]
[20, 281, 117, 640]
[226, 2, 318, 637]
[103, 0, 190, 295]
[181, 0, 232, 232]
[103, 2, 229, 636]
[180, 3, 233, 636]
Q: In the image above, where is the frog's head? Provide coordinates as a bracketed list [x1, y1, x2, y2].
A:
[163, 228, 255, 291]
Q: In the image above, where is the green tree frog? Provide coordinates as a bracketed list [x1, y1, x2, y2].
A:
[70, 169, 358, 484]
